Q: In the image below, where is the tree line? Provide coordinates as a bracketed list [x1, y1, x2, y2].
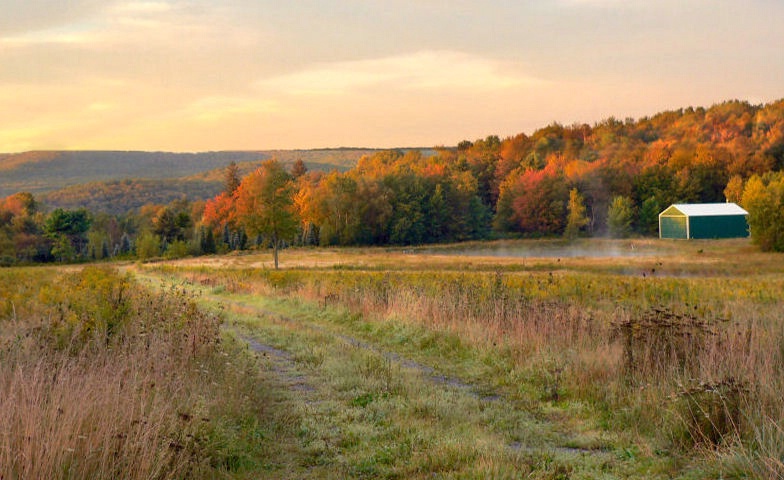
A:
[2, 98, 784, 266]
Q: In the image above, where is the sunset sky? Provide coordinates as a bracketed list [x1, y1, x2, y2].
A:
[1, 0, 783, 153]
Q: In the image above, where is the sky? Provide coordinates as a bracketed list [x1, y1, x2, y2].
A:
[1, 0, 783, 153]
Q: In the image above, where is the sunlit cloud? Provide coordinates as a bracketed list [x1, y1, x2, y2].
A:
[257, 51, 544, 96]
[0, 25, 100, 47]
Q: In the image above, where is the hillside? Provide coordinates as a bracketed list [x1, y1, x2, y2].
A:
[0, 149, 382, 199]
[40, 157, 362, 214]
[42, 179, 223, 215]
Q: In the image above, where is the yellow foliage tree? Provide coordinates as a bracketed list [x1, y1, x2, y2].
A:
[741, 173, 784, 251]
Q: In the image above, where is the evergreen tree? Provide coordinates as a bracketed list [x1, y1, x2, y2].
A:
[222, 225, 231, 248]
[468, 196, 492, 240]
[43, 208, 92, 261]
[120, 233, 132, 254]
[426, 184, 449, 242]
[636, 196, 660, 236]
[199, 226, 216, 254]
[607, 196, 635, 238]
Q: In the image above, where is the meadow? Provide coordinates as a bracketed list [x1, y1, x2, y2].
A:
[2, 238, 783, 478]
[151, 237, 784, 478]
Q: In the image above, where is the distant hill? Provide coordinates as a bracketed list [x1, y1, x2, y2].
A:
[0, 148, 390, 202]
[40, 157, 366, 214]
[43, 179, 224, 215]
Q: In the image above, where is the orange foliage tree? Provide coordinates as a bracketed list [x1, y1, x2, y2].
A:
[234, 160, 299, 269]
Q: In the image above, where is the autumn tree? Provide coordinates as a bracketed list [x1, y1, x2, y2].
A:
[741, 173, 784, 251]
[724, 175, 744, 204]
[202, 192, 236, 240]
[292, 171, 325, 245]
[0, 192, 48, 264]
[1, 192, 37, 217]
[234, 159, 299, 268]
[224, 161, 241, 195]
[307, 172, 362, 246]
[564, 188, 589, 240]
[497, 133, 531, 182]
[291, 159, 308, 179]
[464, 135, 502, 208]
[495, 167, 568, 236]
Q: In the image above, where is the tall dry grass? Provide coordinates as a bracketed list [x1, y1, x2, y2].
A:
[0, 266, 262, 479]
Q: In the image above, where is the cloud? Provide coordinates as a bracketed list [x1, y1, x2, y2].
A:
[0, 1, 252, 50]
[111, 1, 173, 14]
[257, 51, 544, 96]
[0, 27, 100, 47]
[0, 0, 110, 36]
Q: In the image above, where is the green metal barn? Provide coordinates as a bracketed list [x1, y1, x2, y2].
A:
[659, 203, 749, 239]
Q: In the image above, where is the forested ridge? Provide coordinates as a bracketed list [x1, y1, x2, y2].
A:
[0, 149, 375, 198]
[2, 98, 784, 265]
[40, 159, 352, 214]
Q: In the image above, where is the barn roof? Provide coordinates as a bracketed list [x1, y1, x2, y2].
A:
[665, 203, 748, 217]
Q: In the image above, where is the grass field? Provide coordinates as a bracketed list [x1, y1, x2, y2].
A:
[3, 238, 783, 478]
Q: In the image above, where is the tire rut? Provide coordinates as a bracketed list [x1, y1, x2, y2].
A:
[222, 297, 492, 400]
[220, 296, 609, 458]
[239, 332, 316, 395]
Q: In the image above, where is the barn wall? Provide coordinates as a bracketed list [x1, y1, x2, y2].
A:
[688, 215, 749, 239]
[660, 215, 688, 239]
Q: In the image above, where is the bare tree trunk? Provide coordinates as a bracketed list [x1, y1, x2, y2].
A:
[273, 236, 279, 269]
